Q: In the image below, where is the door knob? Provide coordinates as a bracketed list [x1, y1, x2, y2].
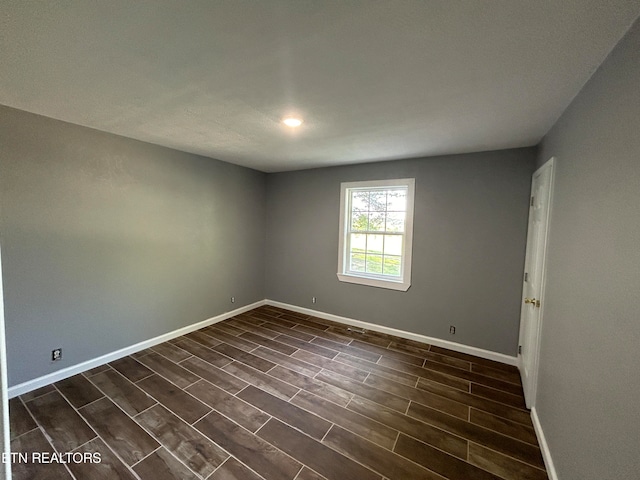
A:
[524, 298, 541, 307]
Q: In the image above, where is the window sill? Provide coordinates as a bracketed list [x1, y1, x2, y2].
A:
[336, 273, 411, 291]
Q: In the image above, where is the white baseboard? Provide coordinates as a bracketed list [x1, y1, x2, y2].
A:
[9, 298, 519, 398]
[8, 300, 266, 398]
[531, 407, 559, 480]
[266, 300, 518, 366]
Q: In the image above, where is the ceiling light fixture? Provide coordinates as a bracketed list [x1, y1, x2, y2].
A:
[282, 117, 303, 127]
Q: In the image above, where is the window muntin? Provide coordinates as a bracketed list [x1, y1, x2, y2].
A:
[338, 179, 415, 291]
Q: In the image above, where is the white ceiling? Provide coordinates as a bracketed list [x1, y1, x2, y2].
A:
[1, 1, 639, 172]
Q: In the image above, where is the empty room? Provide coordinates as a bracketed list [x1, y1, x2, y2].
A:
[1, 2, 639, 480]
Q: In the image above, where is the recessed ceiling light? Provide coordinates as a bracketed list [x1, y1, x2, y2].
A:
[282, 117, 303, 127]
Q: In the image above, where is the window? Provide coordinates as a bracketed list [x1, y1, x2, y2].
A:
[337, 178, 415, 291]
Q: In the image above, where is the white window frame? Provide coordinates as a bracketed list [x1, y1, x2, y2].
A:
[337, 178, 415, 291]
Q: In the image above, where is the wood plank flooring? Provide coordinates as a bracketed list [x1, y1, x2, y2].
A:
[9, 305, 547, 480]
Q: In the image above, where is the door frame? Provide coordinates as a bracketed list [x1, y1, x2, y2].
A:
[518, 156, 555, 409]
[0, 243, 11, 480]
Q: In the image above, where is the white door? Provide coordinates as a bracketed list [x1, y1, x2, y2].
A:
[518, 157, 555, 408]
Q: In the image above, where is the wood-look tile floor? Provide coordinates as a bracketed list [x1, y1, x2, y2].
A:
[9, 305, 548, 480]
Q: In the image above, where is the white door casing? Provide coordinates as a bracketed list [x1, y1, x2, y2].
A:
[518, 157, 555, 408]
[0, 244, 11, 480]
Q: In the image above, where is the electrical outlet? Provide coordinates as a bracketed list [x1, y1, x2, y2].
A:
[449, 326, 456, 335]
[312, 297, 317, 304]
[51, 348, 62, 361]
[231, 296, 235, 303]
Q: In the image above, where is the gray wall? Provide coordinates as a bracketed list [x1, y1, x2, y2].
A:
[0, 106, 266, 386]
[534, 18, 640, 480]
[265, 149, 536, 356]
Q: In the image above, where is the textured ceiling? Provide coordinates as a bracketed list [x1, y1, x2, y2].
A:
[1, 1, 639, 172]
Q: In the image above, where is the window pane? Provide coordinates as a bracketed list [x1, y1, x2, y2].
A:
[351, 212, 368, 231]
[387, 190, 407, 211]
[366, 234, 383, 254]
[383, 255, 402, 276]
[369, 191, 386, 211]
[350, 233, 366, 251]
[369, 212, 385, 231]
[351, 191, 369, 212]
[350, 251, 366, 272]
[383, 235, 403, 255]
[366, 254, 383, 274]
[386, 212, 405, 232]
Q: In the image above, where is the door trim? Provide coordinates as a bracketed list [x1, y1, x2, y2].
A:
[518, 156, 556, 408]
[0, 244, 12, 479]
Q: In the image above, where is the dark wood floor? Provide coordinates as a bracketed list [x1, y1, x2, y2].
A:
[9, 305, 548, 480]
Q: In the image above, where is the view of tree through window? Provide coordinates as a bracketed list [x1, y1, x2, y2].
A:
[347, 187, 407, 277]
